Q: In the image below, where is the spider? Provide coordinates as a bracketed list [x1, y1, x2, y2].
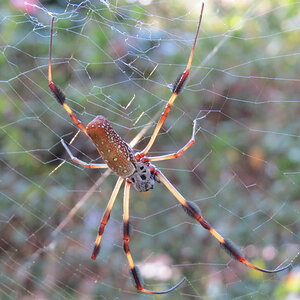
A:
[48, 3, 292, 294]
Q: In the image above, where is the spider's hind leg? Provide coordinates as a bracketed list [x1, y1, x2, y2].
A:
[48, 17, 87, 135]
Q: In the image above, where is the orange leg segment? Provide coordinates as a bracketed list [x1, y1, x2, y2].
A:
[156, 170, 292, 274]
[145, 119, 198, 162]
[91, 177, 124, 259]
[48, 17, 87, 135]
[136, 3, 204, 159]
[123, 180, 186, 294]
[61, 139, 108, 169]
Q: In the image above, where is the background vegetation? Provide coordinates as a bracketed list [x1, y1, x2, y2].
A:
[0, 0, 299, 299]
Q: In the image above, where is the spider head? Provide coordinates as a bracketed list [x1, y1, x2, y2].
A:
[129, 162, 156, 192]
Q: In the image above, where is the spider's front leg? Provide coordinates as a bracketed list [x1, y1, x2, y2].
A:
[136, 3, 204, 159]
[156, 170, 292, 274]
[122, 180, 186, 294]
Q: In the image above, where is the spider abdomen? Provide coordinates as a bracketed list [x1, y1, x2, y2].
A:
[86, 115, 136, 177]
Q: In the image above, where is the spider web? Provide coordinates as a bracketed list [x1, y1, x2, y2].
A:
[1, 0, 300, 299]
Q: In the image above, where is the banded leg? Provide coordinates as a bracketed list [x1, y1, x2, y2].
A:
[156, 170, 292, 274]
[91, 177, 124, 259]
[123, 180, 186, 294]
[48, 17, 87, 135]
[145, 119, 198, 162]
[136, 3, 204, 159]
[61, 139, 108, 169]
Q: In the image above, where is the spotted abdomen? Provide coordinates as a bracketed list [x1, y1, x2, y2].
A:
[86, 116, 137, 177]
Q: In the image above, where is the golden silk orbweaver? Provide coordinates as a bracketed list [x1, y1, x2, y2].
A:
[48, 3, 292, 294]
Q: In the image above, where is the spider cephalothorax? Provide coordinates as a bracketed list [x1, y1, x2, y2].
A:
[129, 161, 157, 192]
[48, 3, 292, 295]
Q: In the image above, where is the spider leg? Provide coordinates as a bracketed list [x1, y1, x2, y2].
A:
[91, 177, 124, 259]
[136, 3, 204, 160]
[145, 119, 197, 162]
[123, 180, 186, 294]
[156, 170, 292, 274]
[48, 17, 87, 135]
[61, 139, 108, 169]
